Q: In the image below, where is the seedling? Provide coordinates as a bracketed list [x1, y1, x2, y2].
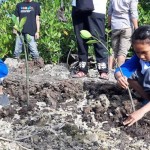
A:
[12, 14, 29, 105]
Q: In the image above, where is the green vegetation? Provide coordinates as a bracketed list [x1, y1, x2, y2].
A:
[0, 0, 149, 63]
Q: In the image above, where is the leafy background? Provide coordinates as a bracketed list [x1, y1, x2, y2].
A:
[0, 0, 149, 63]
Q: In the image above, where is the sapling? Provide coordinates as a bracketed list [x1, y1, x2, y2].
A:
[80, 30, 136, 125]
[12, 14, 30, 105]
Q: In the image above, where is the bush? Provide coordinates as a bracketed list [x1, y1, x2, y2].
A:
[0, 0, 149, 62]
[138, 0, 150, 25]
[38, 0, 76, 63]
[0, 0, 76, 63]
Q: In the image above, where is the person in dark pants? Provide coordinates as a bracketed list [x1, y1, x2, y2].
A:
[71, 0, 108, 79]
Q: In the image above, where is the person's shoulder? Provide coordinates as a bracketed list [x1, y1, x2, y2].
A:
[31, 1, 40, 7]
[32, 1, 40, 5]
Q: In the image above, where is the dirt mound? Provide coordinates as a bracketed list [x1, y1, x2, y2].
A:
[0, 58, 149, 149]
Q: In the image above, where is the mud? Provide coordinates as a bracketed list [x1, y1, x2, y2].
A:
[0, 58, 149, 150]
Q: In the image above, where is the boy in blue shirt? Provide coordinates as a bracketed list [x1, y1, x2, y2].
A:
[115, 25, 150, 126]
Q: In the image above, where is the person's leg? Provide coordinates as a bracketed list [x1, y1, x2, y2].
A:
[108, 56, 114, 70]
[88, 12, 108, 79]
[25, 34, 39, 59]
[13, 35, 23, 58]
[128, 79, 150, 101]
[129, 69, 150, 105]
[117, 28, 132, 66]
[110, 29, 120, 69]
[117, 55, 126, 67]
[143, 68, 150, 94]
[71, 7, 88, 76]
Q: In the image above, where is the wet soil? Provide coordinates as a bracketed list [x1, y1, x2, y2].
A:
[0, 58, 150, 150]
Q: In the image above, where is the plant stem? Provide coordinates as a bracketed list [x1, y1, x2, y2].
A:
[20, 34, 29, 105]
[67, 48, 72, 69]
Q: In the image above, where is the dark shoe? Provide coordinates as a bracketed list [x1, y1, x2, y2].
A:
[99, 72, 109, 80]
[72, 71, 87, 78]
[0, 94, 10, 106]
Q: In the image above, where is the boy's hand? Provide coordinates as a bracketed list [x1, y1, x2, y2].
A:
[117, 76, 128, 89]
[123, 109, 145, 126]
[35, 32, 40, 40]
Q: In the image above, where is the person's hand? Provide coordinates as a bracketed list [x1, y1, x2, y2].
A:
[123, 109, 145, 126]
[35, 32, 40, 40]
[117, 76, 128, 89]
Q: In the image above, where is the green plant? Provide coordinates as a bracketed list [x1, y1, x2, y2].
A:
[12, 14, 30, 105]
[0, 0, 76, 63]
[37, 0, 76, 64]
[138, 0, 150, 24]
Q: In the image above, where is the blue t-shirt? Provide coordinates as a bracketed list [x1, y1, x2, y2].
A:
[115, 55, 141, 78]
[0, 60, 8, 78]
[15, 1, 40, 36]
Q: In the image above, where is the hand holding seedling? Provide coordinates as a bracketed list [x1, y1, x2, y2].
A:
[115, 71, 129, 89]
[117, 76, 129, 89]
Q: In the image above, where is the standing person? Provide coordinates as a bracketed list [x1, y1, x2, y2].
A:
[13, 0, 40, 60]
[108, 0, 138, 70]
[71, 0, 108, 79]
[114, 25, 150, 126]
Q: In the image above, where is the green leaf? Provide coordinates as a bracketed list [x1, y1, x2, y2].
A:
[13, 25, 19, 32]
[19, 17, 27, 31]
[86, 40, 98, 44]
[80, 30, 92, 39]
[12, 14, 19, 27]
[26, 34, 31, 42]
[12, 14, 16, 23]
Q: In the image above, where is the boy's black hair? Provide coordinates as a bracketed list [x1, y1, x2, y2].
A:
[132, 25, 150, 44]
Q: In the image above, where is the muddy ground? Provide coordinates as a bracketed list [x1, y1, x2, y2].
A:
[0, 58, 150, 150]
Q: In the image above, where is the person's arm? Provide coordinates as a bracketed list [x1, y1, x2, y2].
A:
[123, 102, 150, 126]
[130, 0, 138, 29]
[35, 15, 40, 39]
[131, 18, 138, 30]
[114, 55, 140, 89]
[35, 3, 41, 39]
[115, 55, 139, 78]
